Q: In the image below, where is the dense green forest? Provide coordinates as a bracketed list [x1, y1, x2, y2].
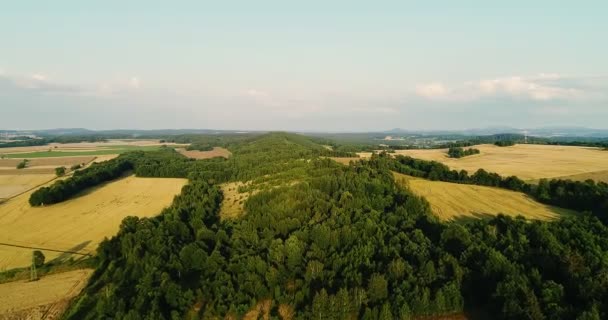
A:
[60, 133, 608, 319]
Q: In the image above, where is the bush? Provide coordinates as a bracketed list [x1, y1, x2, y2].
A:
[55, 166, 66, 177]
[16, 159, 28, 169]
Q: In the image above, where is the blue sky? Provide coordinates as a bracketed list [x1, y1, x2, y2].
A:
[1, 1, 607, 131]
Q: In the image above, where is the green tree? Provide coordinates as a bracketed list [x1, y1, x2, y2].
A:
[16, 159, 28, 169]
[55, 166, 66, 176]
[368, 274, 388, 303]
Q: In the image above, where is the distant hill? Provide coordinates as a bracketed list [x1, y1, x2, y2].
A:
[385, 126, 608, 138]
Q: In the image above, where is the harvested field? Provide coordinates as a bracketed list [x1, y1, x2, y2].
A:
[219, 181, 251, 219]
[548, 170, 608, 184]
[0, 176, 187, 270]
[0, 156, 94, 169]
[0, 139, 184, 154]
[0, 269, 93, 319]
[177, 147, 231, 159]
[379, 144, 608, 181]
[0, 174, 56, 200]
[394, 172, 575, 221]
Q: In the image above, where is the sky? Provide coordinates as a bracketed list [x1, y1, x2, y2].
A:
[1, 1, 607, 131]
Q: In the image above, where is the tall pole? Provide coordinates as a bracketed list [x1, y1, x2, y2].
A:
[30, 252, 38, 281]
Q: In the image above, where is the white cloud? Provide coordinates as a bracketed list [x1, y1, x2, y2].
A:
[129, 76, 140, 89]
[245, 89, 269, 98]
[31, 74, 48, 81]
[415, 82, 449, 99]
[416, 74, 586, 102]
[477, 75, 581, 101]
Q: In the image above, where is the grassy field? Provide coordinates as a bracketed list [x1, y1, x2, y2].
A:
[394, 172, 575, 221]
[0, 175, 187, 270]
[383, 144, 608, 181]
[0, 269, 93, 319]
[176, 147, 232, 159]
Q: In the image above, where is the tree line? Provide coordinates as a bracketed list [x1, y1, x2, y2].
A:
[29, 158, 133, 206]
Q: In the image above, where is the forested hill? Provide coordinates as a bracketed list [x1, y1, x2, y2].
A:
[63, 133, 608, 319]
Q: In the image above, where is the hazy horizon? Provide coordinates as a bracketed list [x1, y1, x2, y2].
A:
[2, 1, 607, 131]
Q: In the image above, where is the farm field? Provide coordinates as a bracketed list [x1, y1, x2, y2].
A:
[394, 172, 575, 221]
[378, 144, 608, 181]
[177, 147, 232, 159]
[548, 170, 608, 184]
[0, 269, 93, 319]
[0, 174, 56, 200]
[0, 176, 187, 270]
[0, 156, 99, 200]
[0, 156, 94, 169]
[1, 145, 162, 158]
[0, 139, 183, 154]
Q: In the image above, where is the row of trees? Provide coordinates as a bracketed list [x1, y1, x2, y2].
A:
[494, 140, 516, 147]
[447, 147, 480, 158]
[29, 158, 133, 206]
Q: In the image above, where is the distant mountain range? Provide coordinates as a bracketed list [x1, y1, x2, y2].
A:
[2, 126, 608, 138]
[385, 126, 608, 138]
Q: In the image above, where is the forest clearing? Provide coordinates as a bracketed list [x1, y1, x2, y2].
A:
[0, 175, 186, 270]
[176, 146, 232, 159]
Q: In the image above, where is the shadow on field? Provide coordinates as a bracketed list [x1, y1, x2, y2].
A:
[49, 240, 92, 264]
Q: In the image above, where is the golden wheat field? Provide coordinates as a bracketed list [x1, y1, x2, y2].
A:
[0, 176, 187, 270]
[394, 173, 575, 221]
[549, 170, 608, 184]
[383, 144, 608, 181]
[0, 269, 93, 319]
[0, 174, 56, 200]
